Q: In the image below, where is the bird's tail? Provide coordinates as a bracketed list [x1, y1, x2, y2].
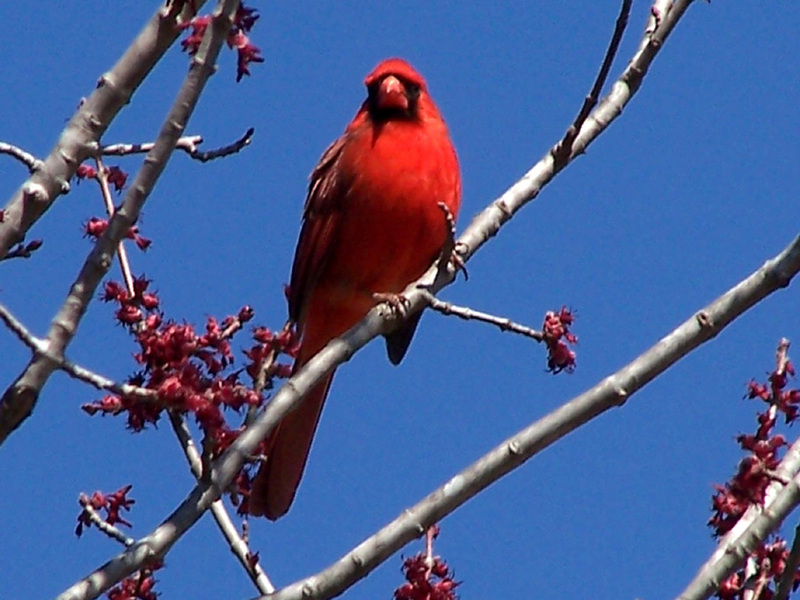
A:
[249, 300, 349, 520]
[249, 367, 333, 520]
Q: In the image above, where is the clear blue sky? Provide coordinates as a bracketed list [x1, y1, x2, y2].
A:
[1, 2, 799, 598]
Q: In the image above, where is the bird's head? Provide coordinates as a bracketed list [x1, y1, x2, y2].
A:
[364, 58, 428, 122]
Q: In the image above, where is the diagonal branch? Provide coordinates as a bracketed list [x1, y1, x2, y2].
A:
[257, 231, 800, 600]
[53, 4, 748, 600]
[0, 301, 155, 401]
[0, 0, 206, 259]
[677, 455, 800, 600]
[551, 0, 632, 169]
[0, 0, 233, 446]
[168, 413, 275, 594]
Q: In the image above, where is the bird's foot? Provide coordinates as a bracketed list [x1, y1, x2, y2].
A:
[436, 202, 468, 280]
[372, 292, 410, 319]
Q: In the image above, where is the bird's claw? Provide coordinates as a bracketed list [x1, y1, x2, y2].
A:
[436, 202, 468, 280]
[372, 292, 410, 318]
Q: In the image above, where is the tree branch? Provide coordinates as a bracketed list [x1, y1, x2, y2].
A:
[0, 0, 232, 446]
[168, 412, 275, 595]
[678, 450, 800, 600]
[551, 0, 632, 169]
[100, 127, 254, 162]
[0, 301, 155, 401]
[78, 496, 135, 548]
[0, 0, 206, 259]
[0, 141, 43, 173]
[419, 290, 543, 342]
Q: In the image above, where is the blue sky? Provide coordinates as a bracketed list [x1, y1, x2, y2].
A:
[1, 2, 799, 598]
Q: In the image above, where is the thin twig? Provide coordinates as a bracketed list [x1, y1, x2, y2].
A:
[774, 521, 800, 600]
[78, 496, 135, 548]
[100, 128, 254, 162]
[101, 135, 204, 157]
[95, 157, 136, 294]
[189, 127, 255, 162]
[0, 1, 207, 259]
[168, 413, 275, 594]
[0, 301, 155, 401]
[55, 4, 703, 600]
[551, 0, 632, 170]
[419, 290, 543, 342]
[0, 141, 43, 173]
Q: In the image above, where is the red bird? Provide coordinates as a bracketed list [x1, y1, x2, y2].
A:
[249, 58, 461, 520]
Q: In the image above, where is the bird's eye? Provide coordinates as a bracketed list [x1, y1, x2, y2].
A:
[405, 82, 421, 100]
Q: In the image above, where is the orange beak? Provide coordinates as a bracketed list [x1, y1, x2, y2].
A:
[377, 75, 409, 112]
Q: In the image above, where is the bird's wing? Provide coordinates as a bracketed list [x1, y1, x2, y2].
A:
[287, 135, 349, 326]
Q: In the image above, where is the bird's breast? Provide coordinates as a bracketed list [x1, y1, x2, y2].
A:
[319, 119, 460, 304]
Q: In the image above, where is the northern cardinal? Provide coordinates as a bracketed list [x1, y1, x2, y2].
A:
[249, 58, 461, 520]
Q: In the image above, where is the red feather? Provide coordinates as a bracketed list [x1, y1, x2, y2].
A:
[249, 58, 461, 520]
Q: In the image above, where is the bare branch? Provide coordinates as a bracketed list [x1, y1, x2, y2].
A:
[78, 495, 135, 548]
[168, 413, 275, 594]
[55, 4, 706, 599]
[0, 301, 155, 401]
[100, 127, 254, 162]
[0, 0, 232, 446]
[95, 157, 137, 294]
[0, 1, 207, 259]
[0, 141, 43, 173]
[188, 127, 255, 162]
[419, 290, 543, 342]
[677, 441, 800, 600]
[100, 135, 204, 157]
[0, 239, 43, 261]
[551, 0, 632, 169]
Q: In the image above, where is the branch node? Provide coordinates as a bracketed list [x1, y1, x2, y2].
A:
[696, 311, 714, 329]
[22, 182, 47, 203]
[507, 440, 523, 456]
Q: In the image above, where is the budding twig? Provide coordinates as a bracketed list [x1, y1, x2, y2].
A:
[419, 290, 543, 342]
[78, 496, 135, 548]
[95, 156, 136, 294]
[774, 522, 800, 600]
[168, 412, 275, 594]
[0, 301, 155, 401]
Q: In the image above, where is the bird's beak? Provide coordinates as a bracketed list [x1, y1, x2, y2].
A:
[377, 75, 409, 112]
